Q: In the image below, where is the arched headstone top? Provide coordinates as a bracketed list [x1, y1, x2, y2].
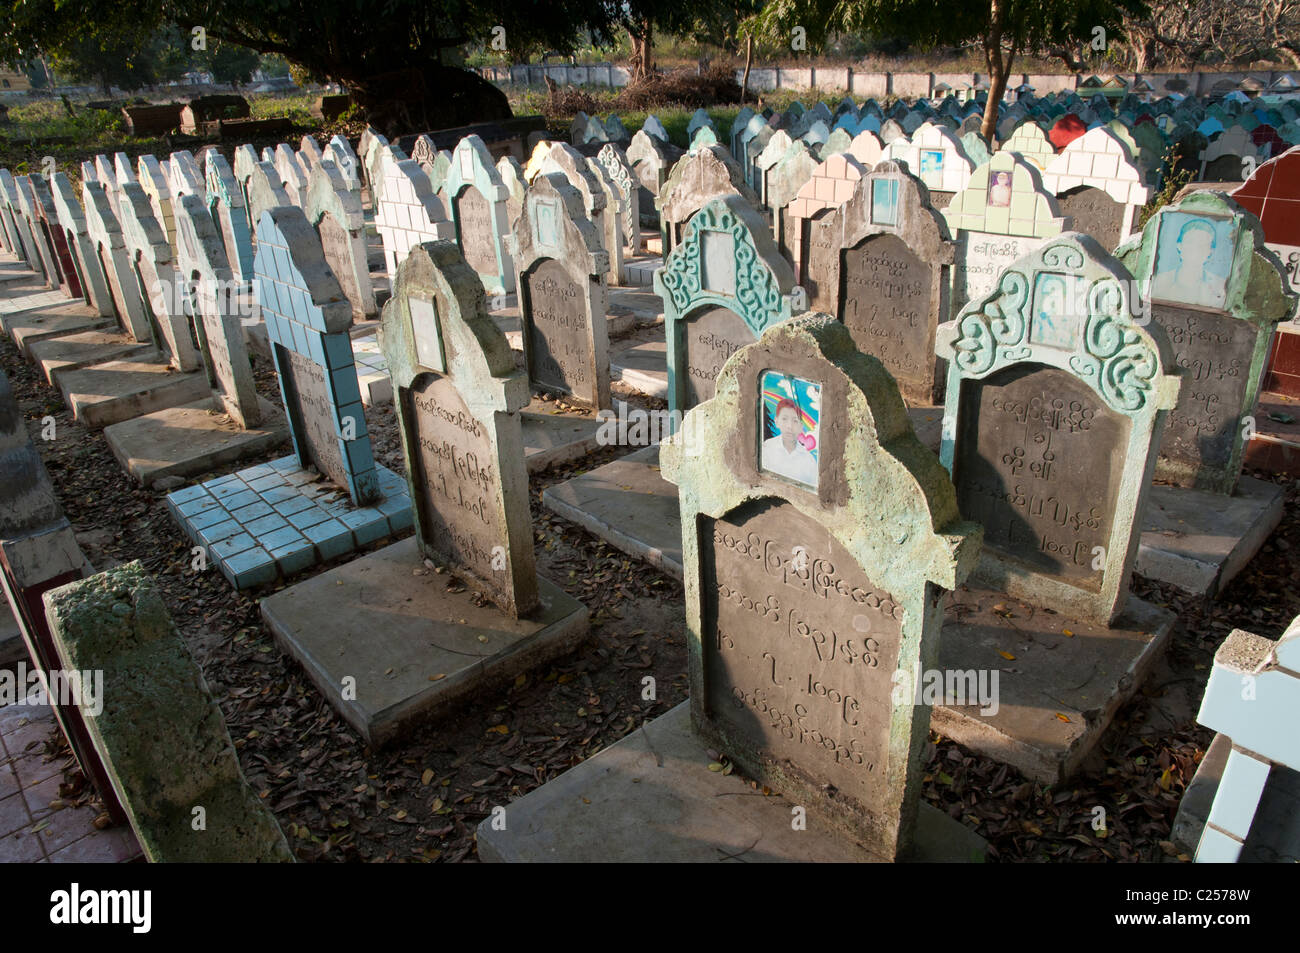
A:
[655, 194, 795, 332]
[510, 172, 608, 279]
[660, 313, 980, 594]
[306, 159, 363, 231]
[659, 145, 758, 222]
[938, 232, 1179, 417]
[1000, 120, 1058, 172]
[944, 150, 1067, 239]
[839, 159, 953, 263]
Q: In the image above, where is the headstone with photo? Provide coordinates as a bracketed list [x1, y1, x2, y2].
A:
[258, 240, 587, 748]
[885, 122, 974, 206]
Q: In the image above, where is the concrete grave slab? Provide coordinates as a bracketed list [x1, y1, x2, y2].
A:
[26, 330, 154, 386]
[56, 358, 211, 429]
[104, 395, 288, 487]
[3, 300, 113, 352]
[478, 701, 987, 863]
[260, 537, 587, 748]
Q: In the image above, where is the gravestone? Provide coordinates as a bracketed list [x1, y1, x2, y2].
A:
[497, 155, 527, 227]
[167, 150, 205, 202]
[740, 115, 774, 192]
[540, 143, 623, 286]
[257, 240, 587, 747]
[766, 141, 821, 260]
[1000, 120, 1058, 171]
[654, 314, 981, 859]
[444, 134, 515, 296]
[785, 153, 865, 300]
[936, 233, 1180, 624]
[642, 114, 670, 144]
[933, 233, 1183, 780]
[204, 151, 254, 283]
[821, 160, 955, 405]
[690, 126, 719, 151]
[299, 135, 324, 169]
[137, 155, 176, 251]
[658, 194, 798, 417]
[626, 130, 673, 219]
[26, 175, 81, 300]
[75, 177, 153, 345]
[42, 562, 293, 862]
[686, 109, 715, 140]
[658, 145, 759, 255]
[373, 157, 456, 282]
[754, 129, 793, 208]
[114, 181, 203, 373]
[274, 143, 308, 207]
[1039, 127, 1152, 248]
[885, 122, 974, 203]
[326, 134, 362, 193]
[729, 107, 755, 156]
[305, 159, 377, 321]
[245, 159, 292, 233]
[821, 126, 853, 157]
[232, 144, 262, 230]
[0, 171, 46, 281]
[943, 150, 1069, 312]
[511, 172, 611, 409]
[1115, 191, 1294, 492]
[46, 173, 113, 317]
[596, 143, 641, 252]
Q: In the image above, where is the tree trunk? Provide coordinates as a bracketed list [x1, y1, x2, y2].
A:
[980, 0, 1012, 142]
[629, 20, 654, 83]
[741, 33, 754, 103]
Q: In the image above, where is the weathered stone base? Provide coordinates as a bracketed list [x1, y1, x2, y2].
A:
[520, 403, 604, 473]
[931, 587, 1175, 784]
[260, 537, 589, 749]
[0, 610, 24, 666]
[165, 455, 411, 589]
[1135, 477, 1284, 598]
[1172, 732, 1300, 862]
[57, 356, 211, 429]
[540, 402, 951, 579]
[104, 396, 288, 486]
[543, 444, 684, 575]
[26, 330, 155, 386]
[610, 338, 667, 398]
[477, 701, 987, 863]
[4, 304, 113, 355]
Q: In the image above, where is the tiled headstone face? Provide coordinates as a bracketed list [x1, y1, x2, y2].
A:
[885, 122, 974, 198]
[786, 153, 865, 292]
[656, 195, 796, 419]
[659, 314, 979, 861]
[381, 241, 539, 618]
[1039, 127, 1152, 246]
[943, 151, 1069, 312]
[511, 173, 611, 409]
[1000, 120, 1057, 170]
[254, 205, 378, 505]
[1232, 146, 1300, 327]
[1115, 191, 1295, 493]
[374, 158, 456, 282]
[174, 193, 262, 429]
[936, 234, 1181, 624]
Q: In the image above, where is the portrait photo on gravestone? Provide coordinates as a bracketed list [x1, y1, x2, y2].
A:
[0, 1, 1299, 901]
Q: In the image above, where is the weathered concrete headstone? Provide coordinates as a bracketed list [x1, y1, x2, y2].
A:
[47, 173, 113, 317]
[936, 233, 1180, 623]
[596, 142, 641, 252]
[818, 160, 955, 404]
[26, 174, 82, 300]
[204, 151, 254, 283]
[444, 134, 516, 296]
[167, 150, 206, 203]
[497, 155, 527, 227]
[326, 134, 361, 193]
[943, 150, 1069, 312]
[274, 143, 308, 207]
[627, 130, 673, 218]
[374, 157, 456, 282]
[658, 194, 798, 417]
[511, 172, 611, 409]
[658, 314, 980, 859]
[1115, 191, 1295, 492]
[658, 145, 759, 255]
[42, 562, 293, 862]
[245, 159, 292, 234]
[137, 155, 177, 251]
[305, 159, 377, 321]
[76, 177, 153, 343]
[0, 171, 45, 279]
[540, 143, 622, 286]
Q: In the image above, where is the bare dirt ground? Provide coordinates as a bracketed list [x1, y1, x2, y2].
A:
[4, 327, 1297, 863]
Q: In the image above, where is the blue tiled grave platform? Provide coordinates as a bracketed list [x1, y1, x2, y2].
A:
[165, 456, 411, 589]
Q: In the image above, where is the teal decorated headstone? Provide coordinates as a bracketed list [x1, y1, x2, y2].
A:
[936, 233, 1181, 624]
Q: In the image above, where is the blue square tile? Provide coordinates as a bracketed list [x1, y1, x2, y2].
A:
[270, 543, 316, 577]
[287, 506, 332, 530]
[261, 485, 298, 505]
[352, 514, 391, 547]
[270, 454, 300, 471]
[212, 479, 249, 499]
[223, 547, 278, 589]
[248, 473, 284, 493]
[260, 524, 306, 552]
[304, 519, 353, 561]
[222, 489, 259, 512]
[187, 506, 233, 531]
[387, 507, 414, 534]
[211, 533, 256, 559]
[176, 494, 221, 517]
[330, 365, 362, 408]
[167, 483, 211, 505]
[205, 473, 241, 488]
[336, 507, 376, 530]
[230, 500, 274, 524]
[377, 492, 411, 517]
[197, 518, 241, 546]
[273, 493, 316, 516]
[322, 332, 354, 368]
[307, 330, 326, 366]
[240, 464, 275, 481]
[245, 512, 289, 537]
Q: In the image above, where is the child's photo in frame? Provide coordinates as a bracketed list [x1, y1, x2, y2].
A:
[759, 370, 821, 490]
